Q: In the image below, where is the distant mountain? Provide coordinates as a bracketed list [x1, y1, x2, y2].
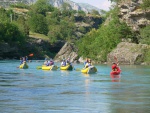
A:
[77, 3, 101, 13]
[0, 0, 101, 13]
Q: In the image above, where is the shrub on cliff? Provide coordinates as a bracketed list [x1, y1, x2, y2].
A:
[141, 0, 150, 10]
[140, 25, 150, 44]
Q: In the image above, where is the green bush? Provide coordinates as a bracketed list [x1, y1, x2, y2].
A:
[140, 25, 150, 44]
[0, 22, 25, 44]
[141, 0, 150, 10]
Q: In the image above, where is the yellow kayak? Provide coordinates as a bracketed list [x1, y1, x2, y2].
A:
[81, 66, 97, 74]
[19, 62, 28, 69]
[42, 65, 58, 70]
[60, 65, 73, 70]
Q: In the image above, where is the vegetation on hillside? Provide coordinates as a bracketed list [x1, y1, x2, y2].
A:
[76, 7, 135, 62]
[0, 0, 101, 58]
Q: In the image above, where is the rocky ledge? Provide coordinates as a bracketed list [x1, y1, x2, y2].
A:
[107, 42, 149, 65]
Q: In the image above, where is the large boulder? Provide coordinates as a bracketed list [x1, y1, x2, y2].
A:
[54, 42, 79, 63]
[107, 42, 149, 65]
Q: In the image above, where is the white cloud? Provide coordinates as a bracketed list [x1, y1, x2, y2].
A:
[97, 1, 111, 11]
[71, 0, 111, 11]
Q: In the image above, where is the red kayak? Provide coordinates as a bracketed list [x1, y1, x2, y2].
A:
[110, 67, 121, 75]
[110, 68, 121, 82]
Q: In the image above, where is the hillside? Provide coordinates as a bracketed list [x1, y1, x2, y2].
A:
[0, 1, 103, 60]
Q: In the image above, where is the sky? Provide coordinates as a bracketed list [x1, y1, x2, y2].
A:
[71, 0, 112, 11]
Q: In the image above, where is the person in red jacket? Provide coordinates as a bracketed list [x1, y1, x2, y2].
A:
[111, 62, 119, 71]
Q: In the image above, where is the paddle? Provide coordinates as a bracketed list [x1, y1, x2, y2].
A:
[28, 53, 34, 57]
[75, 68, 81, 71]
[114, 56, 119, 66]
[36, 66, 42, 69]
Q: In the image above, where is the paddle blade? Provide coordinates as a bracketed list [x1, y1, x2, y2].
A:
[36, 66, 42, 69]
[29, 53, 34, 56]
[75, 68, 81, 71]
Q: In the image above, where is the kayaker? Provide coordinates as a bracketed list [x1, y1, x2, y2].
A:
[85, 59, 92, 68]
[22, 57, 26, 61]
[84, 58, 89, 67]
[44, 60, 48, 65]
[88, 59, 92, 67]
[25, 56, 28, 62]
[112, 62, 119, 71]
[47, 60, 51, 66]
[66, 58, 71, 65]
[20, 57, 23, 64]
[49, 59, 54, 66]
[61, 59, 66, 66]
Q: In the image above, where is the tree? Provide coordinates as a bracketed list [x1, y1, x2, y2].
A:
[91, 9, 100, 16]
[31, 0, 54, 16]
[0, 8, 10, 23]
[28, 13, 48, 35]
[0, 22, 25, 44]
[61, 3, 72, 11]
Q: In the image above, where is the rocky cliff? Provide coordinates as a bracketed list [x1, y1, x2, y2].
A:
[118, 0, 150, 33]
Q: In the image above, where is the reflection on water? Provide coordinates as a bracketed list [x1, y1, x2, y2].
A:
[110, 74, 121, 82]
[0, 61, 150, 113]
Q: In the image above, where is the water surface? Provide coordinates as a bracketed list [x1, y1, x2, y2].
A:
[0, 60, 150, 113]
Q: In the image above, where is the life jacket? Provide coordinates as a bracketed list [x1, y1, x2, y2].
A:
[88, 63, 92, 67]
[50, 61, 54, 65]
[61, 61, 66, 66]
[84, 61, 88, 66]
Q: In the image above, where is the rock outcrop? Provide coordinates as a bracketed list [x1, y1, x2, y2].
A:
[118, 0, 150, 33]
[107, 42, 149, 65]
[74, 15, 102, 39]
[54, 42, 79, 63]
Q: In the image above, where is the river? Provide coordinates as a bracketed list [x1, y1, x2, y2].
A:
[0, 60, 150, 113]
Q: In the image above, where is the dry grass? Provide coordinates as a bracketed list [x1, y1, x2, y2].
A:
[29, 32, 49, 41]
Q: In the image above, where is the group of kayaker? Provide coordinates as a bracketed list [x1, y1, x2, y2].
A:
[19, 55, 121, 75]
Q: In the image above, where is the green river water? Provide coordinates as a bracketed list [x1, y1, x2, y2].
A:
[0, 60, 150, 113]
